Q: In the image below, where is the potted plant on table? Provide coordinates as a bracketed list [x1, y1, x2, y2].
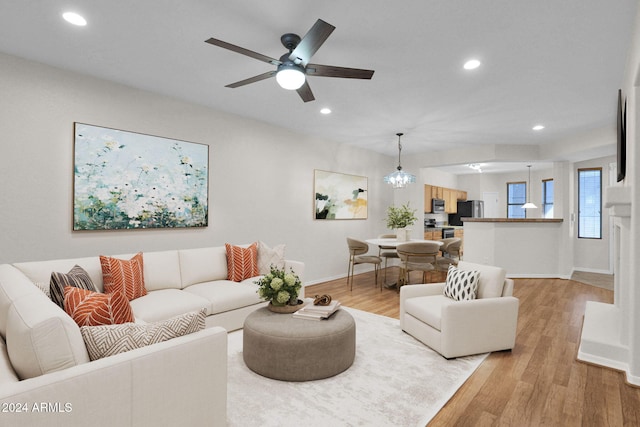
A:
[255, 266, 303, 313]
[385, 202, 418, 241]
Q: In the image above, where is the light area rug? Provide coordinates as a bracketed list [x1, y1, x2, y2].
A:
[227, 307, 487, 427]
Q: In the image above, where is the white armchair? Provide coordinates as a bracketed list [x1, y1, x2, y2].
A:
[399, 261, 519, 359]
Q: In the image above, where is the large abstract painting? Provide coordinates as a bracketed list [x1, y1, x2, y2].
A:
[73, 123, 209, 230]
[314, 170, 368, 220]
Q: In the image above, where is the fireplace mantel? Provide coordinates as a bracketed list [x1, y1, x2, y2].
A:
[604, 186, 631, 217]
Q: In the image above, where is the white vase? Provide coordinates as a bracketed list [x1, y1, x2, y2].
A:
[396, 228, 411, 241]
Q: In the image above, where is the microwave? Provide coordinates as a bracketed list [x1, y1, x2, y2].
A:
[432, 198, 445, 213]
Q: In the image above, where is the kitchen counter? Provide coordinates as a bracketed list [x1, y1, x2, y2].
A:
[462, 218, 567, 277]
[462, 218, 563, 223]
[423, 225, 463, 231]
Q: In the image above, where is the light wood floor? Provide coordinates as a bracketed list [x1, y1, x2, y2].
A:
[306, 268, 640, 427]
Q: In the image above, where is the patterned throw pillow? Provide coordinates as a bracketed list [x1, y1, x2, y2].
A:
[80, 309, 206, 361]
[443, 265, 480, 301]
[100, 252, 147, 301]
[64, 286, 135, 326]
[225, 243, 259, 282]
[257, 241, 286, 275]
[49, 265, 97, 309]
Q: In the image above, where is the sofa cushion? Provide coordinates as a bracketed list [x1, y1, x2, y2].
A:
[183, 280, 262, 315]
[50, 265, 97, 308]
[404, 295, 455, 331]
[457, 261, 506, 299]
[64, 287, 135, 326]
[128, 289, 209, 323]
[7, 293, 90, 380]
[178, 246, 228, 287]
[257, 241, 286, 274]
[443, 265, 479, 301]
[100, 252, 147, 300]
[225, 243, 259, 282]
[138, 250, 182, 291]
[0, 339, 19, 384]
[0, 264, 44, 339]
[13, 257, 104, 292]
[80, 308, 206, 361]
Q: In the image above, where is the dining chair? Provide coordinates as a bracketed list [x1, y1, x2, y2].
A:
[396, 241, 441, 288]
[346, 237, 382, 291]
[377, 233, 398, 285]
[435, 237, 462, 271]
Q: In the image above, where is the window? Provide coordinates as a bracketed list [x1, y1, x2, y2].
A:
[507, 182, 526, 218]
[578, 168, 601, 239]
[542, 179, 554, 218]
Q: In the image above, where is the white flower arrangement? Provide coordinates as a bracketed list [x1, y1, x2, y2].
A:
[255, 266, 302, 306]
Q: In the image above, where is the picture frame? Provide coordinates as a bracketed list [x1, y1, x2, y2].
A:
[73, 123, 209, 230]
[314, 170, 368, 220]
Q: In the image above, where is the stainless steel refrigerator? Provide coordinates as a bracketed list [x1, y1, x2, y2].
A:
[448, 200, 484, 226]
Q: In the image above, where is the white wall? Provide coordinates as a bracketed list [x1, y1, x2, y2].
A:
[0, 52, 395, 284]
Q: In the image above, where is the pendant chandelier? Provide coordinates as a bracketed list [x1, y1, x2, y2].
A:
[384, 133, 416, 189]
[521, 165, 538, 209]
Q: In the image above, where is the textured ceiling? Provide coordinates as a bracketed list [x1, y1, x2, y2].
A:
[0, 1, 636, 168]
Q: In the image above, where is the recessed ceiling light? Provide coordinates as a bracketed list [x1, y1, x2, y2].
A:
[532, 125, 545, 131]
[320, 108, 332, 115]
[62, 12, 87, 26]
[463, 59, 481, 70]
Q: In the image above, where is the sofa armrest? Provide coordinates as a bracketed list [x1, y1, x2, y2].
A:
[400, 283, 445, 300]
[0, 326, 228, 427]
[440, 296, 519, 357]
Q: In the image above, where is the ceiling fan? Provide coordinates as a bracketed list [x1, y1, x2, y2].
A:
[205, 19, 375, 102]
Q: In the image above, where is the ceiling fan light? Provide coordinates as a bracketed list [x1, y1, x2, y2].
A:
[276, 67, 305, 90]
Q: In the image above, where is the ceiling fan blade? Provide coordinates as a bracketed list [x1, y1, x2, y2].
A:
[296, 81, 315, 102]
[306, 64, 375, 79]
[289, 19, 335, 66]
[205, 38, 281, 65]
[225, 71, 276, 88]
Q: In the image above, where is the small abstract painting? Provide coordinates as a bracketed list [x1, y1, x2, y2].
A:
[73, 123, 208, 230]
[314, 170, 368, 220]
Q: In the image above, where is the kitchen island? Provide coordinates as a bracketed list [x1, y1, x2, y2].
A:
[462, 218, 566, 277]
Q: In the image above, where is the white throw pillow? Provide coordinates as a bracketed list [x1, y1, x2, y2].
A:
[443, 265, 479, 301]
[80, 308, 206, 361]
[257, 241, 286, 274]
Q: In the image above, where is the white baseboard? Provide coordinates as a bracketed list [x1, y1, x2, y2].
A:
[506, 273, 571, 280]
[571, 267, 614, 276]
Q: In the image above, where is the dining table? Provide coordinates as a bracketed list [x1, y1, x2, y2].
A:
[365, 238, 443, 288]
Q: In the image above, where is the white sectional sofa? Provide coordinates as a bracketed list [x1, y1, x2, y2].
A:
[0, 245, 304, 426]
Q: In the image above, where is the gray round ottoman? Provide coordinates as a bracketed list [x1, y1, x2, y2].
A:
[243, 307, 356, 381]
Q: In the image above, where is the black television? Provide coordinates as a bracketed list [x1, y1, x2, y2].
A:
[617, 89, 626, 182]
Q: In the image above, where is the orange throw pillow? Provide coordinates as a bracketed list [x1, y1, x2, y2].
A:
[225, 243, 259, 282]
[64, 286, 134, 327]
[100, 252, 147, 301]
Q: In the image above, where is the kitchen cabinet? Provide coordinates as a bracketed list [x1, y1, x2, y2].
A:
[444, 189, 457, 213]
[423, 230, 439, 240]
[424, 185, 433, 213]
[424, 185, 468, 213]
[433, 186, 444, 199]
